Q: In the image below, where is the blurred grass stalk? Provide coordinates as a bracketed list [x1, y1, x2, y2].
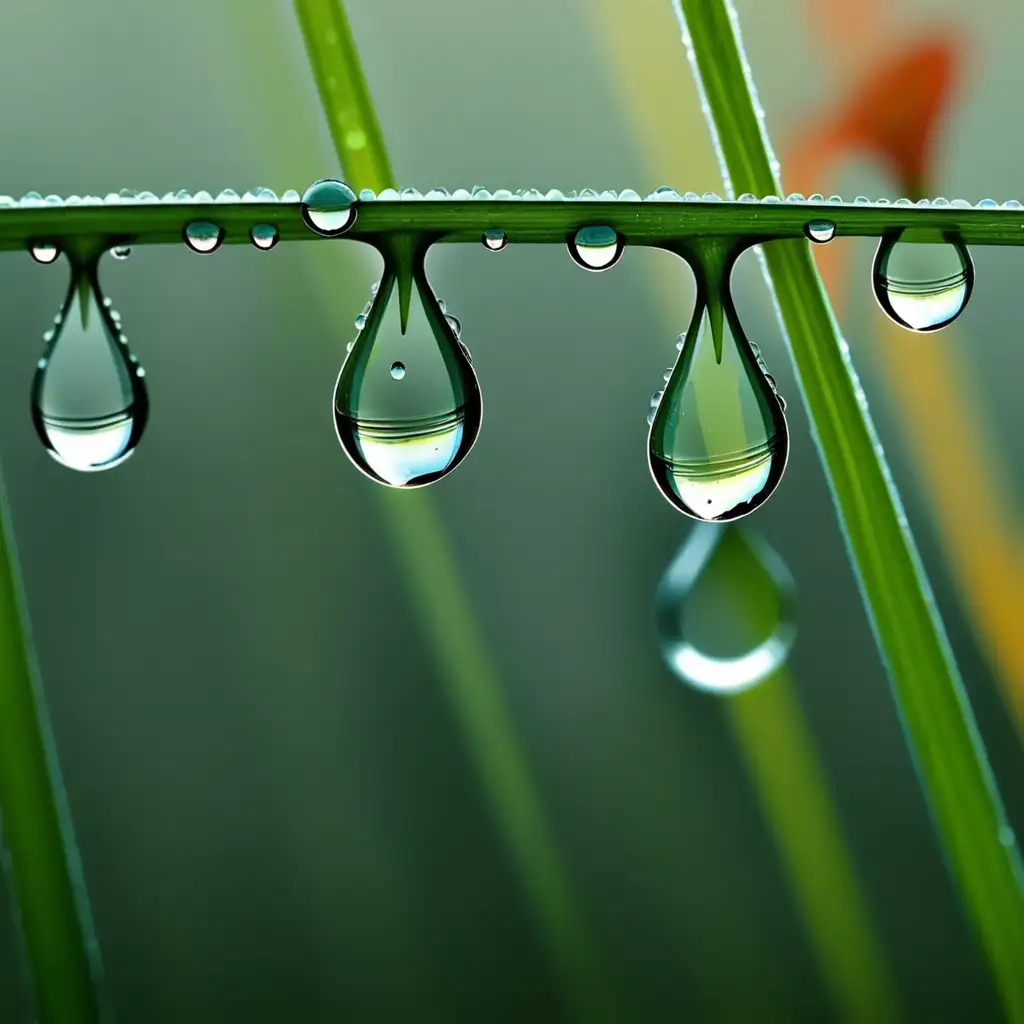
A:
[291, 2, 613, 1020]
[586, 3, 901, 1018]
[0, 474, 104, 1023]
[674, 0, 1024, 1018]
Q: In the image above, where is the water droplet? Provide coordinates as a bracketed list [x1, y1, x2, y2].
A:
[30, 242, 61, 265]
[482, 229, 507, 251]
[804, 220, 835, 244]
[568, 225, 623, 271]
[654, 524, 797, 694]
[333, 241, 482, 487]
[872, 231, 973, 332]
[184, 221, 224, 254]
[31, 258, 148, 472]
[300, 178, 357, 236]
[445, 314, 462, 337]
[249, 223, 279, 251]
[648, 265, 788, 521]
[354, 313, 367, 330]
[111, 245, 132, 260]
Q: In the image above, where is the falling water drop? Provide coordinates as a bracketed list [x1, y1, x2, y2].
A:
[333, 239, 482, 487]
[872, 231, 973, 331]
[655, 524, 797, 694]
[184, 221, 224, 254]
[249, 223, 279, 251]
[31, 255, 148, 471]
[301, 178, 357, 236]
[30, 242, 61, 265]
[482, 229, 507, 251]
[804, 220, 835, 244]
[111, 245, 132, 260]
[568, 225, 624, 271]
[648, 248, 788, 521]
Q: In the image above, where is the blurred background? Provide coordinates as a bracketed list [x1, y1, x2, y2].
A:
[0, 0, 1021, 1020]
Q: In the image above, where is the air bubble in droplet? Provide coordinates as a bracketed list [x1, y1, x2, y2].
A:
[872, 232, 973, 332]
[568, 225, 623, 271]
[300, 178, 357, 236]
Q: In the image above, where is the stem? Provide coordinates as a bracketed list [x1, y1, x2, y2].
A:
[292, 1, 615, 1019]
[676, 0, 1024, 1018]
[0, 476, 105, 1023]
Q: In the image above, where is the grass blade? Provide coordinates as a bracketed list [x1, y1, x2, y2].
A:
[674, 0, 1024, 1018]
[291, 2, 614, 1019]
[0, 475, 105, 1023]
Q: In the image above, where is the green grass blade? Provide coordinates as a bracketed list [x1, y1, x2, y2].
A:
[291, 2, 614, 1019]
[0, 476, 105, 1023]
[674, 1, 1024, 1018]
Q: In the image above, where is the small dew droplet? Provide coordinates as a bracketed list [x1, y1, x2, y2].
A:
[568, 225, 624, 272]
[804, 220, 835, 244]
[872, 231, 973, 332]
[30, 242, 61, 265]
[111, 245, 132, 260]
[482, 229, 507, 251]
[390, 361, 406, 380]
[300, 178, 357, 236]
[249, 223, 279, 251]
[184, 221, 224, 254]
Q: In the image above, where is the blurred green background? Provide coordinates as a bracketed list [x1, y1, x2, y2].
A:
[0, 0, 1021, 1020]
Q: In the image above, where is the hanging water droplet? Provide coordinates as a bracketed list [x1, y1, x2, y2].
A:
[445, 314, 462, 337]
[30, 242, 61, 265]
[804, 220, 835, 244]
[31, 257, 148, 471]
[184, 221, 224, 254]
[568, 225, 623, 271]
[872, 231, 973, 332]
[334, 241, 482, 487]
[249, 223, 279, 251]
[654, 524, 797, 694]
[111, 245, 132, 260]
[482, 229, 507, 251]
[300, 178, 357, 236]
[648, 269, 788, 522]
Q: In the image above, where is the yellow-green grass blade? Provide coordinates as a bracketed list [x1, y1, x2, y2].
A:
[674, 1, 1024, 1018]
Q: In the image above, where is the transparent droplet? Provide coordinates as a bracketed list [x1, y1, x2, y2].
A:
[872, 231, 973, 332]
[111, 245, 132, 260]
[354, 313, 367, 330]
[568, 225, 623, 271]
[648, 281, 788, 522]
[804, 220, 835, 244]
[654, 524, 797, 694]
[30, 242, 61, 265]
[249, 223, 279, 251]
[184, 221, 224, 254]
[333, 246, 482, 487]
[31, 258, 148, 472]
[300, 178, 357, 236]
[482, 229, 507, 251]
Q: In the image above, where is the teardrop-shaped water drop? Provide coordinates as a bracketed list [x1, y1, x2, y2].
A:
[804, 220, 835, 244]
[333, 244, 482, 487]
[568, 225, 623, 271]
[654, 524, 796, 694]
[184, 221, 224, 254]
[648, 276, 788, 522]
[482, 229, 507, 251]
[31, 242, 61, 265]
[249, 223, 279, 251]
[31, 257, 148, 471]
[872, 231, 973, 332]
[300, 178, 357, 236]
